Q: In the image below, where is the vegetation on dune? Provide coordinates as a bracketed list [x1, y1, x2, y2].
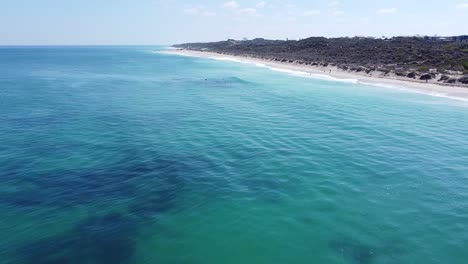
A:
[463, 61, 468, 70]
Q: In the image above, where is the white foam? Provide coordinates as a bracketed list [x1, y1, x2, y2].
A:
[359, 81, 401, 89]
[211, 57, 244, 63]
[307, 73, 358, 84]
[159, 50, 360, 84]
[155, 50, 198, 57]
[265, 66, 358, 83]
[156, 50, 468, 103]
[359, 81, 468, 103]
[431, 94, 468, 103]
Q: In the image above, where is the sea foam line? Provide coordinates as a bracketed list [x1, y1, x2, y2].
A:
[156, 50, 358, 84]
[156, 50, 468, 103]
[359, 81, 468, 103]
[265, 66, 358, 83]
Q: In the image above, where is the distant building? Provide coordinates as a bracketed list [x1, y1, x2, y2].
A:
[354, 36, 376, 40]
[454, 35, 468, 43]
[421, 35, 468, 43]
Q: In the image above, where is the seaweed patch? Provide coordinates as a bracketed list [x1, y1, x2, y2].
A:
[17, 213, 138, 264]
[0, 152, 210, 209]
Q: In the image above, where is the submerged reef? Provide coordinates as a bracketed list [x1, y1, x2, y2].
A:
[17, 213, 138, 264]
[330, 237, 376, 264]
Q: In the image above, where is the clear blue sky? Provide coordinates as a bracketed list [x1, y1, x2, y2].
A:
[1, 0, 467, 45]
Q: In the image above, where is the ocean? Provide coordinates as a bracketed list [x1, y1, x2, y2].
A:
[0, 46, 467, 264]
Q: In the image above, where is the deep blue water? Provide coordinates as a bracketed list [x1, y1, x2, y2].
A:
[0, 46, 467, 264]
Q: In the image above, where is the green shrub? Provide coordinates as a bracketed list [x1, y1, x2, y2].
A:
[418, 65, 429, 72]
[463, 61, 468, 70]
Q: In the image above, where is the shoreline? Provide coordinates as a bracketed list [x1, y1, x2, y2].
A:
[161, 49, 468, 101]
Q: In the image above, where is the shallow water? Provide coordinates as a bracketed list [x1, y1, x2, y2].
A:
[1, 46, 467, 264]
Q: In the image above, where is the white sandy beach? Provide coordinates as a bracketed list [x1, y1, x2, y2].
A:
[161, 49, 468, 102]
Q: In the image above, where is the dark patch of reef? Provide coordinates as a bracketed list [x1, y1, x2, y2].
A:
[16, 213, 138, 264]
[330, 237, 376, 264]
[3, 150, 213, 263]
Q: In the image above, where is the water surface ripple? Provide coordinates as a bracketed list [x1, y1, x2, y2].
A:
[0, 46, 467, 264]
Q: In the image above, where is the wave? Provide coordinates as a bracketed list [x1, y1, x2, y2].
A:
[359, 81, 468, 103]
[264, 66, 358, 84]
[155, 50, 353, 82]
[154, 50, 197, 57]
[155, 50, 468, 103]
[205, 55, 359, 84]
[200, 55, 359, 84]
[211, 57, 245, 63]
[420, 92, 468, 103]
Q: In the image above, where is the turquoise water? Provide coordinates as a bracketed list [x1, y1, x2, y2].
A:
[1, 46, 467, 264]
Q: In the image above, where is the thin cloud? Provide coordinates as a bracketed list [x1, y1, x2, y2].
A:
[456, 3, 468, 9]
[284, 3, 298, 17]
[329, 1, 340, 7]
[360, 17, 370, 23]
[256, 1, 268, 8]
[183, 6, 201, 15]
[183, 6, 216, 16]
[376, 8, 397, 15]
[238, 8, 259, 16]
[332, 10, 345, 16]
[223, 1, 239, 10]
[223, 1, 261, 17]
[328, 1, 343, 16]
[203, 11, 217, 16]
[304, 9, 321, 16]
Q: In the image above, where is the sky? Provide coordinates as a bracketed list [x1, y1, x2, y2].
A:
[1, 0, 467, 45]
